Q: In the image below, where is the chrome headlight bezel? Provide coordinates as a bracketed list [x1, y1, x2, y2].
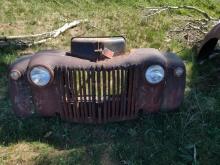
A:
[145, 65, 165, 84]
[28, 66, 53, 87]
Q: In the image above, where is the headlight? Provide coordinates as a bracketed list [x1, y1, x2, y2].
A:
[10, 70, 21, 80]
[145, 65, 165, 84]
[29, 66, 52, 86]
[174, 67, 184, 77]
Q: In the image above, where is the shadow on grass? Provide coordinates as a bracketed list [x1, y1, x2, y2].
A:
[0, 47, 220, 164]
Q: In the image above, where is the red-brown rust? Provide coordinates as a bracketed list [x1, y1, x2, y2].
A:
[70, 37, 126, 61]
[136, 65, 165, 113]
[161, 52, 185, 111]
[9, 46, 185, 124]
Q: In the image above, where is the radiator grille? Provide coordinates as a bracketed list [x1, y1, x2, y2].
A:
[55, 66, 138, 123]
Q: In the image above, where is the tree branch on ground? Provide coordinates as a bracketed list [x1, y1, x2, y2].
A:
[143, 5, 216, 21]
[0, 19, 88, 48]
[143, 6, 219, 45]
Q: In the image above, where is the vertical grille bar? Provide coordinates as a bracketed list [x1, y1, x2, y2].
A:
[120, 68, 125, 118]
[97, 67, 102, 123]
[112, 69, 116, 118]
[56, 68, 65, 118]
[107, 69, 111, 120]
[73, 69, 80, 121]
[116, 68, 120, 118]
[82, 69, 88, 120]
[61, 68, 68, 119]
[69, 69, 77, 120]
[123, 69, 128, 118]
[102, 68, 108, 122]
[127, 66, 134, 117]
[77, 69, 85, 120]
[65, 67, 74, 120]
[131, 67, 137, 116]
[91, 68, 96, 120]
[103, 68, 107, 122]
[87, 69, 92, 118]
[133, 68, 139, 115]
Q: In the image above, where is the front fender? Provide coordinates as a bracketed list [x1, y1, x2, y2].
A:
[9, 55, 34, 117]
[197, 22, 220, 61]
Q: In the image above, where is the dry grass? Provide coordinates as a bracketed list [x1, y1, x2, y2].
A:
[0, 0, 220, 164]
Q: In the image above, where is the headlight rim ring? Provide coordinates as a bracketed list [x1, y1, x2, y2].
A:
[28, 65, 54, 87]
[145, 64, 165, 85]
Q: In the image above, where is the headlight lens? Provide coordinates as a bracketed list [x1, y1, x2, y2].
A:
[174, 67, 184, 77]
[10, 70, 21, 80]
[30, 66, 51, 86]
[145, 65, 165, 84]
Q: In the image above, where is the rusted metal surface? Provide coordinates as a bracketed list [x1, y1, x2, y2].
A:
[197, 22, 220, 61]
[68, 37, 126, 61]
[9, 38, 186, 124]
[9, 76, 34, 117]
[55, 66, 139, 123]
[9, 55, 34, 117]
[161, 52, 186, 111]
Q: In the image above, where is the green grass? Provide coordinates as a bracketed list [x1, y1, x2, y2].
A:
[1, 0, 220, 164]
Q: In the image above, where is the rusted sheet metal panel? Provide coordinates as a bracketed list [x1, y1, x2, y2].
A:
[9, 76, 34, 117]
[9, 56, 34, 117]
[69, 37, 126, 61]
[30, 79, 62, 117]
[161, 53, 186, 111]
[27, 48, 164, 69]
[197, 22, 220, 61]
[136, 61, 165, 113]
[9, 47, 185, 124]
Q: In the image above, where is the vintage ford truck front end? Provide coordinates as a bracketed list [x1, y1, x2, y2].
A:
[9, 37, 186, 123]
